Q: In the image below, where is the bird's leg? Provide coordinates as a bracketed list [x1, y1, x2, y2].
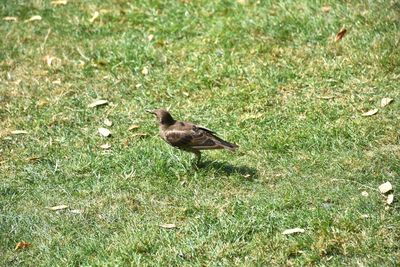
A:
[193, 151, 201, 166]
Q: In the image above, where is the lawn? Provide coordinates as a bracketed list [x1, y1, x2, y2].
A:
[1, 0, 399, 266]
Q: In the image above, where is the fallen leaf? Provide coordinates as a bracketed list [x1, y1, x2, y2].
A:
[132, 133, 148, 138]
[43, 55, 55, 66]
[88, 99, 108, 108]
[360, 214, 370, 219]
[362, 108, 378, 117]
[104, 118, 113, 127]
[48, 205, 68, 211]
[27, 156, 41, 162]
[89, 11, 99, 23]
[11, 130, 28, 135]
[15, 241, 32, 250]
[386, 194, 394, 205]
[100, 143, 111, 149]
[3, 16, 17, 21]
[37, 99, 49, 107]
[25, 15, 42, 23]
[98, 127, 111, 137]
[51, 0, 68, 6]
[141, 67, 149, 76]
[282, 228, 305, 235]
[322, 5, 331, 13]
[70, 209, 82, 214]
[361, 191, 369, 197]
[135, 84, 142, 88]
[147, 34, 154, 41]
[335, 27, 347, 42]
[378, 181, 392, 194]
[128, 124, 140, 131]
[160, 223, 176, 229]
[380, 97, 393, 108]
[317, 95, 335, 100]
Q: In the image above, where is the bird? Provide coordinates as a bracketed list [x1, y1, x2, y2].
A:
[147, 109, 238, 164]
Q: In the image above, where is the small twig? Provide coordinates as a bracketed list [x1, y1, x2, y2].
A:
[41, 28, 52, 51]
[331, 178, 378, 192]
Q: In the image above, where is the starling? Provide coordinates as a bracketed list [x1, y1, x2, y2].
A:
[147, 109, 238, 164]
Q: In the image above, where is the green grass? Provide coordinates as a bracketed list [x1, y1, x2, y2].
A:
[1, 0, 399, 265]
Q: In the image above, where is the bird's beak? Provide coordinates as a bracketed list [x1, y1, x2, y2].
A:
[146, 109, 155, 115]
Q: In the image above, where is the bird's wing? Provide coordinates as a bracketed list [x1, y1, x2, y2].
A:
[164, 126, 222, 150]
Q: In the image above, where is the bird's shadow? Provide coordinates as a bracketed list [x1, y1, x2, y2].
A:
[198, 160, 258, 180]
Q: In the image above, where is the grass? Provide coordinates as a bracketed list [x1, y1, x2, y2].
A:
[1, 0, 399, 265]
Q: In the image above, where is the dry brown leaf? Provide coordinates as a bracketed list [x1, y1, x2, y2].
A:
[48, 205, 68, 211]
[322, 5, 331, 13]
[89, 11, 99, 23]
[380, 97, 393, 108]
[335, 27, 347, 42]
[25, 15, 42, 23]
[98, 127, 111, 137]
[147, 34, 154, 41]
[15, 241, 32, 250]
[88, 99, 108, 108]
[27, 156, 41, 162]
[361, 191, 369, 197]
[11, 130, 28, 135]
[362, 108, 378, 117]
[160, 223, 176, 229]
[104, 118, 113, 127]
[3, 16, 17, 21]
[128, 124, 140, 131]
[386, 194, 394, 205]
[378, 181, 392, 194]
[100, 143, 111, 150]
[51, 0, 68, 6]
[282, 228, 305, 235]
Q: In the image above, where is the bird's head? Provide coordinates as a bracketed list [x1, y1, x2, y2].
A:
[146, 109, 175, 125]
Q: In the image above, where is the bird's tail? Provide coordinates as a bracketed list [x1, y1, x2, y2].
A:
[213, 135, 238, 151]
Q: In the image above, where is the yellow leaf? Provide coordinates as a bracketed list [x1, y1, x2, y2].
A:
[160, 223, 176, 229]
[88, 99, 108, 108]
[48, 205, 68, 211]
[362, 108, 378, 117]
[51, 0, 68, 6]
[11, 130, 28, 135]
[3, 16, 17, 21]
[128, 124, 140, 131]
[15, 241, 32, 250]
[282, 228, 305, 235]
[25, 15, 42, 23]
